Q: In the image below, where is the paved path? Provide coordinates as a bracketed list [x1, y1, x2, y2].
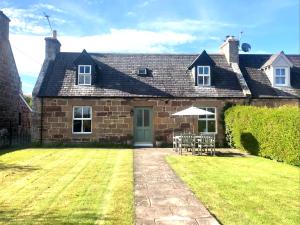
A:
[134, 148, 220, 225]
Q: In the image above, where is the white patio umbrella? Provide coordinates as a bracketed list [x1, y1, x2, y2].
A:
[172, 106, 214, 133]
[172, 106, 213, 116]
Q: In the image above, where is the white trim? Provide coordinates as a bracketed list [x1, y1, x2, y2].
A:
[72, 106, 92, 134]
[78, 65, 92, 85]
[197, 66, 211, 86]
[198, 107, 217, 134]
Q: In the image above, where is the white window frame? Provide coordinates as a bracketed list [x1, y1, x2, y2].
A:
[274, 67, 287, 86]
[197, 66, 211, 86]
[198, 107, 217, 134]
[78, 65, 92, 85]
[72, 106, 92, 134]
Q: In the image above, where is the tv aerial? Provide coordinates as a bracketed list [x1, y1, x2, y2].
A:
[43, 12, 53, 34]
[239, 31, 251, 52]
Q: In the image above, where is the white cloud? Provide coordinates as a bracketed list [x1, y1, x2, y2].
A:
[138, 0, 157, 8]
[139, 19, 237, 33]
[60, 29, 195, 53]
[2, 5, 65, 35]
[31, 3, 64, 13]
[10, 35, 45, 76]
[126, 11, 136, 17]
[82, 0, 104, 5]
[10, 29, 195, 79]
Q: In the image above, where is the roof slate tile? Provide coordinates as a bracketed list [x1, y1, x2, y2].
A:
[38, 53, 245, 98]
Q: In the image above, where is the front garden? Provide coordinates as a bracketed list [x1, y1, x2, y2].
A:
[0, 148, 133, 225]
[1, 104, 299, 225]
[167, 155, 300, 225]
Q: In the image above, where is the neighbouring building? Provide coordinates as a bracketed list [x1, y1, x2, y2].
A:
[32, 29, 299, 147]
[0, 11, 31, 139]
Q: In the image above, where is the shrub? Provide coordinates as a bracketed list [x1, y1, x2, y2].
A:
[225, 105, 300, 166]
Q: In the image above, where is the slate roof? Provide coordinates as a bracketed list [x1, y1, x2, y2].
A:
[37, 52, 245, 98]
[239, 54, 300, 98]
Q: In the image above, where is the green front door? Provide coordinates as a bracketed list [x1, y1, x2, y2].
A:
[133, 107, 153, 146]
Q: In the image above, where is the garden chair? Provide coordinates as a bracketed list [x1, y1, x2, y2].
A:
[173, 134, 181, 153]
[202, 134, 215, 156]
[195, 134, 215, 156]
[180, 133, 195, 155]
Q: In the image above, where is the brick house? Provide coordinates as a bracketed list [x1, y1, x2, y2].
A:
[0, 11, 31, 138]
[32, 30, 299, 147]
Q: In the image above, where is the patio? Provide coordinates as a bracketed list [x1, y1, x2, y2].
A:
[171, 106, 217, 156]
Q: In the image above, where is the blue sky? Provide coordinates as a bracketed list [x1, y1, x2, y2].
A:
[0, 0, 299, 94]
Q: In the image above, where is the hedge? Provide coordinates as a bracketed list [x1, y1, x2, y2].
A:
[225, 105, 300, 166]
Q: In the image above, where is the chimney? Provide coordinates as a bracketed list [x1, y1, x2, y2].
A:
[0, 11, 10, 40]
[220, 35, 239, 64]
[45, 30, 61, 60]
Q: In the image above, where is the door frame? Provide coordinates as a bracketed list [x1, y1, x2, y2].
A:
[133, 107, 153, 147]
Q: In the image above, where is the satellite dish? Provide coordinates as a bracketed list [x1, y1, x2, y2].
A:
[241, 43, 251, 52]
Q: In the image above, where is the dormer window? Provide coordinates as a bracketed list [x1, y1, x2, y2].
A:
[78, 65, 91, 85]
[275, 68, 286, 85]
[261, 51, 293, 87]
[197, 66, 211, 86]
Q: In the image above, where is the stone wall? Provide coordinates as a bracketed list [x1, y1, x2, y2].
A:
[0, 12, 31, 135]
[250, 98, 300, 107]
[36, 97, 249, 146]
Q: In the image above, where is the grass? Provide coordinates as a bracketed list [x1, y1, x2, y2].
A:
[167, 155, 300, 225]
[0, 148, 133, 225]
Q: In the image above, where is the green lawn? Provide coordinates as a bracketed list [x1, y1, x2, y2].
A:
[167, 155, 300, 225]
[0, 148, 133, 225]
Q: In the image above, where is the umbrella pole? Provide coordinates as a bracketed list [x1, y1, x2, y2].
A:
[193, 117, 197, 134]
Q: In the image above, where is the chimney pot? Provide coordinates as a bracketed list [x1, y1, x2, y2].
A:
[53, 30, 57, 39]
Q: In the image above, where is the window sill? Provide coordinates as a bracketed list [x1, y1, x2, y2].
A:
[199, 132, 217, 135]
[196, 85, 212, 87]
[72, 132, 92, 135]
[274, 84, 289, 87]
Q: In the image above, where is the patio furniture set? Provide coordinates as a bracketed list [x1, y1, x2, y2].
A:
[171, 106, 216, 156]
[173, 133, 216, 156]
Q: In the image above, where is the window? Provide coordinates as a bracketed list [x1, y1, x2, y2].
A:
[275, 68, 286, 85]
[78, 65, 91, 85]
[197, 66, 210, 86]
[137, 68, 148, 76]
[198, 107, 216, 133]
[73, 106, 92, 133]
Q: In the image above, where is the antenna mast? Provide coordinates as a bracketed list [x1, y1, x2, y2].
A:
[239, 31, 243, 43]
[43, 12, 53, 33]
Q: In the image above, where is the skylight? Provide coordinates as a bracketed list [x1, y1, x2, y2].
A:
[137, 68, 148, 76]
